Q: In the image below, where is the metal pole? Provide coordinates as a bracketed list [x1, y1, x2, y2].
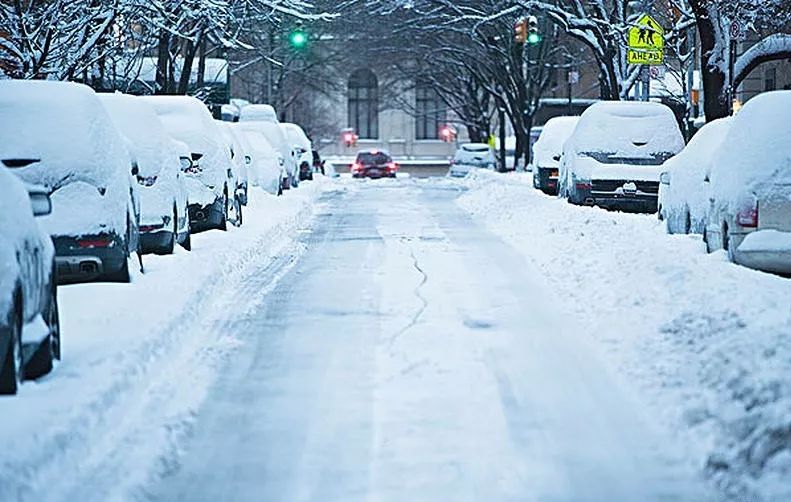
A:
[499, 107, 506, 173]
[641, 66, 650, 101]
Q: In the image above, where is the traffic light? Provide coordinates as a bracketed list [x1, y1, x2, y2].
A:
[514, 18, 527, 44]
[527, 16, 541, 45]
[289, 28, 308, 49]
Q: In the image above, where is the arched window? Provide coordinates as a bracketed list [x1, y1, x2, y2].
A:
[348, 69, 379, 139]
[415, 82, 446, 140]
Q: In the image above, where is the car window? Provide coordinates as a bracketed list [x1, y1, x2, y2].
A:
[357, 152, 391, 165]
[580, 151, 676, 166]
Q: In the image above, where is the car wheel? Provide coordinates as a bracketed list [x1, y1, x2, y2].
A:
[684, 211, 692, 235]
[25, 330, 54, 380]
[277, 182, 283, 196]
[722, 223, 730, 255]
[219, 192, 228, 231]
[166, 207, 178, 255]
[0, 294, 23, 395]
[48, 279, 60, 360]
[234, 195, 243, 227]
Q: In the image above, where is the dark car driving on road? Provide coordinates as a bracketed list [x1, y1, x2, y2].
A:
[351, 150, 398, 179]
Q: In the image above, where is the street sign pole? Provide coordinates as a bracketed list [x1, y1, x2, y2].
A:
[642, 66, 650, 102]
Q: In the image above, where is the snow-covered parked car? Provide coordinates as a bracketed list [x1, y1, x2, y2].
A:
[558, 101, 684, 213]
[238, 105, 297, 190]
[99, 93, 192, 255]
[142, 96, 236, 233]
[0, 169, 60, 394]
[212, 121, 245, 227]
[532, 116, 579, 194]
[281, 123, 313, 181]
[658, 117, 732, 235]
[703, 91, 791, 274]
[449, 143, 497, 177]
[0, 80, 142, 283]
[235, 127, 286, 196]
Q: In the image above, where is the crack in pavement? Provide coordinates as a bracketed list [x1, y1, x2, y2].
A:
[386, 246, 429, 350]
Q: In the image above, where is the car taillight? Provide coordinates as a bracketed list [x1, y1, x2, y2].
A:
[575, 182, 592, 190]
[77, 236, 114, 248]
[137, 175, 158, 187]
[387, 162, 398, 171]
[351, 163, 362, 171]
[736, 194, 759, 228]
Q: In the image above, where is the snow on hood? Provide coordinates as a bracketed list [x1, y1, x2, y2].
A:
[141, 96, 230, 193]
[239, 104, 278, 123]
[0, 80, 130, 236]
[533, 116, 579, 168]
[281, 123, 312, 152]
[711, 91, 791, 203]
[569, 101, 684, 160]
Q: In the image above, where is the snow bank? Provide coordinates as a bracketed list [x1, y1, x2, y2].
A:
[739, 229, 791, 253]
[0, 81, 130, 236]
[711, 91, 791, 208]
[0, 178, 340, 501]
[532, 116, 579, 168]
[459, 170, 791, 501]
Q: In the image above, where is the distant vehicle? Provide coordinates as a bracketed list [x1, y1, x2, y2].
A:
[238, 105, 298, 190]
[532, 117, 580, 194]
[143, 96, 236, 233]
[0, 80, 142, 283]
[351, 150, 397, 179]
[558, 101, 684, 213]
[658, 118, 732, 235]
[0, 169, 60, 394]
[99, 93, 192, 255]
[703, 91, 791, 274]
[281, 123, 313, 181]
[449, 143, 497, 177]
[235, 127, 287, 196]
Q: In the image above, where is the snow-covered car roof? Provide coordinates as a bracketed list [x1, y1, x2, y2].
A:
[239, 104, 278, 123]
[533, 116, 580, 166]
[665, 117, 731, 180]
[140, 96, 223, 157]
[0, 80, 130, 191]
[281, 123, 312, 152]
[712, 91, 791, 200]
[98, 93, 175, 178]
[568, 101, 684, 159]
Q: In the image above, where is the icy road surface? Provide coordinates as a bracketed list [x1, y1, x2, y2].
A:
[147, 178, 711, 501]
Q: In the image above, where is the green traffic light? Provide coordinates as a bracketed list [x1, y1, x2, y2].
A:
[290, 30, 307, 48]
[527, 33, 541, 44]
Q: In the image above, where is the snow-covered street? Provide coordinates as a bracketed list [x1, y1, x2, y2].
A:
[1, 173, 789, 501]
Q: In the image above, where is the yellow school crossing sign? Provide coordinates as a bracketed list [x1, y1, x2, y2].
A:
[627, 14, 665, 65]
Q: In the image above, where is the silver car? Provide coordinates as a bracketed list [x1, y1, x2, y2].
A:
[704, 91, 791, 274]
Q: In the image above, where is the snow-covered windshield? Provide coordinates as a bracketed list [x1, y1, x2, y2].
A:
[580, 151, 675, 166]
[357, 152, 391, 165]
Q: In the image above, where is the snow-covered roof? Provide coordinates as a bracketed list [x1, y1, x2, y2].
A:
[0, 80, 129, 191]
[134, 57, 229, 84]
[568, 101, 684, 157]
[533, 116, 580, 166]
[98, 92, 174, 178]
[281, 123, 311, 151]
[239, 104, 279, 123]
[711, 90, 791, 201]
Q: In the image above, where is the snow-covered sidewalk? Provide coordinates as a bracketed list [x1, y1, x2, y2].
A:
[0, 179, 336, 501]
[459, 171, 791, 501]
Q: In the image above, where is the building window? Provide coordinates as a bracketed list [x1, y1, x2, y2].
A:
[765, 68, 777, 91]
[415, 84, 445, 140]
[348, 69, 378, 139]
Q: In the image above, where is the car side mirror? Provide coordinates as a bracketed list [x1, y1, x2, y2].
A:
[191, 152, 204, 162]
[659, 172, 670, 185]
[553, 155, 561, 162]
[131, 164, 139, 177]
[28, 189, 52, 217]
[704, 174, 710, 183]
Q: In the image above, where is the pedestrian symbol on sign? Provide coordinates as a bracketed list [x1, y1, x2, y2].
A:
[627, 13, 665, 66]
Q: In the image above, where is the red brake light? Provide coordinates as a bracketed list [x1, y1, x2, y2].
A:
[351, 163, 362, 171]
[77, 236, 114, 248]
[736, 195, 758, 227]
[387, 162, 397, 171]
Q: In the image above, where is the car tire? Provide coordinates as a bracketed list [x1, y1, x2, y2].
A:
[684, 211, 692, 235]
[219, 192, 228, 231]
[167, 207, 178, 255]
[277, 183, 283, 196]
[25, 331, 54, 380]
[45, 277, 60, 360]
[234, 195, 243, 227]
[0, 294, 23, 395]
[181, 230, 192, 251]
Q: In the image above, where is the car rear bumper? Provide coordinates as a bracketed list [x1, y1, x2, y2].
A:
[353, 168, 396, 179]
[188, 198, 225, 233]
[734, 230, 791, 274]
[53, 234, 127, 284]
[140, 230, 175, 254]
[590, 191, 658, 213]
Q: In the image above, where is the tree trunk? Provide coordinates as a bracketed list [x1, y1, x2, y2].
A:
[690, 1, 730, 121]
[177, 35, 199, 95]
[155, 30, 170, 94]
